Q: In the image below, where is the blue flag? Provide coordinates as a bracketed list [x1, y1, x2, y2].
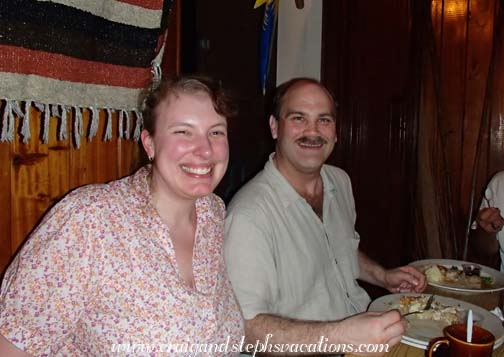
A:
[258, 0, 278, 95]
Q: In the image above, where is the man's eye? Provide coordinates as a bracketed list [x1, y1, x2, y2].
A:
[320, 117, 334, 124]
[173, 130, 188, 135]
[292, 116, 304, 121]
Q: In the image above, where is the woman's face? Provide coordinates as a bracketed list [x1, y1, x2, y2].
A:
[141, 92, 229, 201]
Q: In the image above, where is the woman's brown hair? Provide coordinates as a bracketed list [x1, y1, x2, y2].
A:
[141, 75, 237, 136]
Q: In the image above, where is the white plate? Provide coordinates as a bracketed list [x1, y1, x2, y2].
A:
[400, 339, 428, 350]
[410, 259, 504, 293]
[368, 293, 504, 350]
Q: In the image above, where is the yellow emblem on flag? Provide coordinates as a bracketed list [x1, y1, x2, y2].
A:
[254, 0, 269, 9]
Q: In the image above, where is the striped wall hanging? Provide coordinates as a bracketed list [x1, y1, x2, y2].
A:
[0, 0, 173, 147]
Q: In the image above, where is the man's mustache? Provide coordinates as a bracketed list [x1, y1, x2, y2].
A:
[296, 136, 328, 146]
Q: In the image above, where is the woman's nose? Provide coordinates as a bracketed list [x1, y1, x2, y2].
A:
[194, 136, 212, 158]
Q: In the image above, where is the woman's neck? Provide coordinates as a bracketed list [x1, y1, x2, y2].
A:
[149, 173, 197, 229]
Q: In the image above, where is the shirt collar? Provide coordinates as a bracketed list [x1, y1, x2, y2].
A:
[263, 152, 338, 208]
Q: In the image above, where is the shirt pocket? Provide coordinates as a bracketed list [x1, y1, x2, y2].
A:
[332, 233, 361, 281]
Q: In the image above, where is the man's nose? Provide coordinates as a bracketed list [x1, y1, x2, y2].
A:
[304, 120, 319, 134]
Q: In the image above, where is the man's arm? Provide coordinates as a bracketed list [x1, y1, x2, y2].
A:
[472, 227, 500, 257]
[244, 311, 404, 356]
[472, 207, 502, 256]
[357, 251, 426, 293]
[0, 335, 31, 356]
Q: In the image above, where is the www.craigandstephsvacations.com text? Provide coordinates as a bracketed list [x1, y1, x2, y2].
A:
[110, 335, 390, 355]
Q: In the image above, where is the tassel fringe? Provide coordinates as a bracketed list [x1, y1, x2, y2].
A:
[60, 105, 68, 140]
[74, 106, 83, 149]
[42, 104, 50, 144]
[1, 100, 14, 142]
[104, 108, 113, 141]
[21, 100, 31, 143]
[0, 98, 142, 145]
[88, 107, 99, 141]
[133, 110, 143, 142]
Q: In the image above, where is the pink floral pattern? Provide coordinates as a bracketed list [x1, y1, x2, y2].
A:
[0, 166, 244, 356]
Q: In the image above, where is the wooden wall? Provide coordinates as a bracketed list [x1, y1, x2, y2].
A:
[3, 0, 502, 278]
[0, 109, 141, 273]
[416, 0, 503, 262]
[0, 0, 181, 275]
[322, 0, 504, 272]
[322, 0, 419, 271]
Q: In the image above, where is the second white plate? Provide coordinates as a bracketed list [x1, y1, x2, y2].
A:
[409, 259, 504, 293]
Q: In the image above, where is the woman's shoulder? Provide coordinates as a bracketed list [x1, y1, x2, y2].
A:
[39, 183, 112, 228]
[74, 166, 148, 202]
[198, 193, 226, 220]
[53, 170, 142, 217]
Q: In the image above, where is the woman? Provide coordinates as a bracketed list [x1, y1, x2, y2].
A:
[0, 76, 244, 356]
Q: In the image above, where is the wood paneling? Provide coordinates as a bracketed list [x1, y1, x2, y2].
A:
[437, 0, 468, 241]
[425, 0, 500, 260]
[3, 107, 140, 273]
[323, 0, 503, 271]
[118, 112, 142, 178]
[11, 108, 52, 251]
[0, 112, 12, 270]
[48, 109, 71, 207]
[322, 0, 417, 270]
[489, 1, 504, 173]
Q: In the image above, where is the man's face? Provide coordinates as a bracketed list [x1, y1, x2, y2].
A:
[270, 82, 337, 175]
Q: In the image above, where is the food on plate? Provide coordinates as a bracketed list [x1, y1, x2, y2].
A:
[425, 265, 443, 282]
[394, 295, 461, 325]
[423, 264, 493, 289]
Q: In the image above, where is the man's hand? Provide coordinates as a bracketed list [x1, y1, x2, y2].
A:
[383, 266, 426, 293]
[476, 207, 504, 233]
[333, 310, 405, 356]
[358, 252, 426, 293]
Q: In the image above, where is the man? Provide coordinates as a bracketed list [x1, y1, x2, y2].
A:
[473, 171, 504, 270]
[224, 78, 426, 354]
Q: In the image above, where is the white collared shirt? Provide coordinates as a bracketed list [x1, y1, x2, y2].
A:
[225, 153, 371, 321]
[480, 171, 504, 271]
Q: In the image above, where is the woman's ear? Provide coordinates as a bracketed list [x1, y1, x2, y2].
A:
[140, 130, 155, 160]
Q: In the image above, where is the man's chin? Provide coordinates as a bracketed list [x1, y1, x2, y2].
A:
[294, 161, 326, 174]
[296, 153, 329, 167]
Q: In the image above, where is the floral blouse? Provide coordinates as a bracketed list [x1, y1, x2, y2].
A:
[0, 166, 244, 356]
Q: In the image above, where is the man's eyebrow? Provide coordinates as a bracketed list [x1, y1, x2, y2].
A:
[284, 110, 306, 116]
[284, 110, 335, 118]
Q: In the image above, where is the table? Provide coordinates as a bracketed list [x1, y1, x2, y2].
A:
[348, 288, 504, 356]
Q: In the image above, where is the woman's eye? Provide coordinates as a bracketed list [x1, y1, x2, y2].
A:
[173, 130, 188, 135]
[211, 130, 227, 137]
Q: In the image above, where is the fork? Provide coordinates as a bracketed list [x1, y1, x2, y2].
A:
[402, 294, 435, 317]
